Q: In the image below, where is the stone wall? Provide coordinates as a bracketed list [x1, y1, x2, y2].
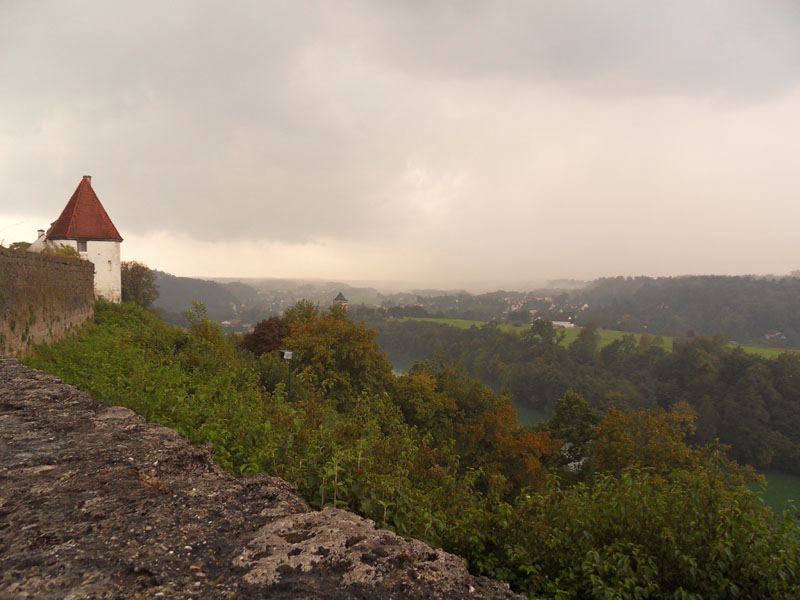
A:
[0, 247, 94, 357]
[0, 357, 522, 599]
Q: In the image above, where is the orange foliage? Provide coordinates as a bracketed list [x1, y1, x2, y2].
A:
[591, 402, 698, 476]
[458, 403, 560, 495]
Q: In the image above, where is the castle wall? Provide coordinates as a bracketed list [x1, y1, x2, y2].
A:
[0, 247, 95, 358]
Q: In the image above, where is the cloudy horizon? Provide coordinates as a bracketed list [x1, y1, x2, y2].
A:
[3, 1, 800, 291]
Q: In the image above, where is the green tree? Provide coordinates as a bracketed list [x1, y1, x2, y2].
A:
[240, 316, 290, 356]
[121, 261, 160, 308]
[524, 319, 565, 346]
[568, 321, 600, 364]
[545, 390, 600, 471]
[283, 303, 394, 404]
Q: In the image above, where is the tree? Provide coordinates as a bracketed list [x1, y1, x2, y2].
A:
[8, 241, 31, 251]
[240, 316, 290, 356]
[590, 403, 698, 476]
[525, 319, 565, 346]
[457, 402, 559, 496]
[282, 303, 394, 404]
[121, 261, 159, 308]
[568, 321, 600, 364]
[545, 390, 600, 471]
[393, 370, 458, 436]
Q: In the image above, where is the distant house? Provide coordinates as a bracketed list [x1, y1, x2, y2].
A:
[29, 176, 123, 302]
[552, 320, 575, 329]
[332, 292, 349, 310]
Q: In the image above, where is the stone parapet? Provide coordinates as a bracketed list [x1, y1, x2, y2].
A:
[0, 358, 522, 599]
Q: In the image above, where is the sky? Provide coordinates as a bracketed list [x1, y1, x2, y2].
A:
[2, 1, 800, 291]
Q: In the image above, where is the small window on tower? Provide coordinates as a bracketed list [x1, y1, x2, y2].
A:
[77, 241, 87, 252]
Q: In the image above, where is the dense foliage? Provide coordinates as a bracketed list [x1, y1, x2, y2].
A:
[121, 261, 160, 308]
[376, 318, 800, 476]
[25, 301, 800, 598]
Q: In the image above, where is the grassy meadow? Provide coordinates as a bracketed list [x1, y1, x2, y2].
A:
[397, 316, 526, 334]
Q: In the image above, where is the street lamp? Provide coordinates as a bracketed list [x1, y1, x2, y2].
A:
[280, 349, 294, 401]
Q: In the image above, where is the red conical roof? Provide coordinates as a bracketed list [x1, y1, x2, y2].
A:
[47, 176, 123, 242]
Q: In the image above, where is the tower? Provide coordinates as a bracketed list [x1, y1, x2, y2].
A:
[29, 176, 123, 302]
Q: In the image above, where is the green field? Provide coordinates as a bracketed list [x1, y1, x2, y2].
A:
[397, 316, 526, 334]
[399, 317, 789, 358]
[733, 345, 789, 359]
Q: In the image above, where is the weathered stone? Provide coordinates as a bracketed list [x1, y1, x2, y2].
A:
[0, 358, 523, 599]
[0, 247, 95, 358]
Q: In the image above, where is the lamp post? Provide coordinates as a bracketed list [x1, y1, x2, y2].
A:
[280, 349, 294, 401]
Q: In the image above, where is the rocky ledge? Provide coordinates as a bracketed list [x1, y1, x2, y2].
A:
[0, 358, 522, 599]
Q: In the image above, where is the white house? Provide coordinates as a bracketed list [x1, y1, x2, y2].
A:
[29, 175, 123, 302]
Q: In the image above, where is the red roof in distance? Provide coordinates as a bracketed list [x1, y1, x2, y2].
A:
[47, 176, 123, 242]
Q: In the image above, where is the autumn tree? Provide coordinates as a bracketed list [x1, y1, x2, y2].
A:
[457, 402, 559, 496]
[590, 403, 699, 476]
[121, 261, 159, 308]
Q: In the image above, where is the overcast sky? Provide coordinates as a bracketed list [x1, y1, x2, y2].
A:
[2, 1, 799, 290]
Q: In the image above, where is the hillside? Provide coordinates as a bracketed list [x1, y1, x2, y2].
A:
[573, 275, 800, 348]
[20, 301, 800, 598]
[153, 271, 262, 326]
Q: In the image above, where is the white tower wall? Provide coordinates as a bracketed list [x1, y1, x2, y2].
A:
[44, 239, 122, 303]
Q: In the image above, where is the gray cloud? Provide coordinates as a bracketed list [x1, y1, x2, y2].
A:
[2, 1, 800, 284]
[362, 1, 800, 97]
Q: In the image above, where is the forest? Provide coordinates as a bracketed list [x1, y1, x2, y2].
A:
[24, 300, 800, 598]
[374, 318, 800, 476]
[571, 275, 800, 348]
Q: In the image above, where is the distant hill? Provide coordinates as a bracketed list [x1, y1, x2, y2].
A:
[153, 271, 259, 324]
[572, 275, 800, 348]
[546, 279, 590, 290]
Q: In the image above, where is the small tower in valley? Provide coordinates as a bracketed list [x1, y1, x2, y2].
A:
[332, 292, 349, 310]
[29, 176, 123, 302]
